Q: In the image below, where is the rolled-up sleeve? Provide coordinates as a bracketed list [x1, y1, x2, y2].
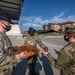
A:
[47, 53, 60, 69]
[36, 37, 46, 49]
[15, 54, 22, 63]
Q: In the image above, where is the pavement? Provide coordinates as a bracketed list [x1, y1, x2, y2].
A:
[10, 36, 68, 75]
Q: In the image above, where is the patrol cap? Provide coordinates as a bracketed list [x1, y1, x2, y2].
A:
[0, 12, 13, 24]
[64, 26, 75, 32]
[28, 27, 36, 33]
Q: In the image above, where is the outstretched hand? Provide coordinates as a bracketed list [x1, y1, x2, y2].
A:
[42, 50, 48, 55]
[43, 47, 48, 52]
[20, 51, 27, 60]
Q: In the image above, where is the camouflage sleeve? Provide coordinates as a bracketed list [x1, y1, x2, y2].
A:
[15, 54, 22, 63]
[0, 36, 5, 61]
[47, 53, 60, 69]
[47, 43, 71, 69]
[0, 34, 21, 66]
[24, 37, 28, 45]
[36, 37, 46, 49]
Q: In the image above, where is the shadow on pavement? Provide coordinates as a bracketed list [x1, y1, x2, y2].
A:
[53, 49, 60, 55]
[13, 59, 28, 75]
[13, 53, 54, 75]
[35, 59, 42, 75]
[38, 53, 54, 75]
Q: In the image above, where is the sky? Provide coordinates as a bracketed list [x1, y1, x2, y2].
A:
[19, 0, 75, 32]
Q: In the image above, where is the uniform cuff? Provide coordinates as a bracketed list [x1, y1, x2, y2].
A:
[47, 53, 51, 57]
[15, 54, 22, 63]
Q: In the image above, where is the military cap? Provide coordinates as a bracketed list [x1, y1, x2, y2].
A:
[0, 12, 13, 24]
[65, 26, 75, 32]
[28, 27, 36, 33]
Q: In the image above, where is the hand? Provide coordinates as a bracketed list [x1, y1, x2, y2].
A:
[17, 45, 22, 47]
[20, 51, 27, 60]
[42, 50, 48, 55]
[43, 47, 48, 52]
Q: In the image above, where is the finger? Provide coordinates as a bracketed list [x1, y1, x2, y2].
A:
[17, 45, 22, 47]
[24, 51, 27, 53]
[42, 50, 45, 53]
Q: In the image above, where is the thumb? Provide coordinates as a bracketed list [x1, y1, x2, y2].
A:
[24, 51, 27, 54]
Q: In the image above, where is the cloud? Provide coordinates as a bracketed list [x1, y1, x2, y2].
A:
[20, 16, 49, 31]
[49, 9, 68, 23]
[20, 10, 75, 31]
[58, 9, 68, 18]
[49, 15, 75, 23]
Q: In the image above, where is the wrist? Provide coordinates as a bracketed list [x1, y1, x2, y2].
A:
[43, 51, 49, 55]
[44, 47, 48, 52]
[15, 54, 22, 62]
[47, 52, 50, 55]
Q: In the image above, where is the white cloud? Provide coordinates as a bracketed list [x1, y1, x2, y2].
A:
[49, 15, 75, 23]
[49, 9, 68, 23]
[58, 9, 68, 18]
[20, 16, 49, 31]
[20, 9, 75, 31]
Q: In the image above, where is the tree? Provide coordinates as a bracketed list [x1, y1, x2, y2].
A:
[58, 29, 63, 34]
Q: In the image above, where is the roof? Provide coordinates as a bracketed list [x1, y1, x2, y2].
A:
[58, 21, 75, 25]
[0, 0, 24, 20]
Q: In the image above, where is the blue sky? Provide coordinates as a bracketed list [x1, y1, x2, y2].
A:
[19, 0, 75, 32]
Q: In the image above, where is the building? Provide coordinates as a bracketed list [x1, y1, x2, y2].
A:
[43, 23, 54, 31]
[51, 24, 60, 31]
[43, 21, 75, 32]
[6, 24, 22, 38]
[0, 0, 24, 38]
[59, 21, 75, 31]
[0, 0, 24, 20]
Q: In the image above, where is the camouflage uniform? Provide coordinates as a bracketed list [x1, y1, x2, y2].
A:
[0, 32, 21, 75]
[24, 35, 46, 74]
[47, 42, 75, 75]
[46, 26, 75, 75]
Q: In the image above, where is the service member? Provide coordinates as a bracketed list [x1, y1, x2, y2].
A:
[24, 27, 48, 75]
[0, 12, 27, 75]
[43, 26, 75, 75]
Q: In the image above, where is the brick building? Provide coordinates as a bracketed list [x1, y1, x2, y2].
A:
[43, 21, 75, 32]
